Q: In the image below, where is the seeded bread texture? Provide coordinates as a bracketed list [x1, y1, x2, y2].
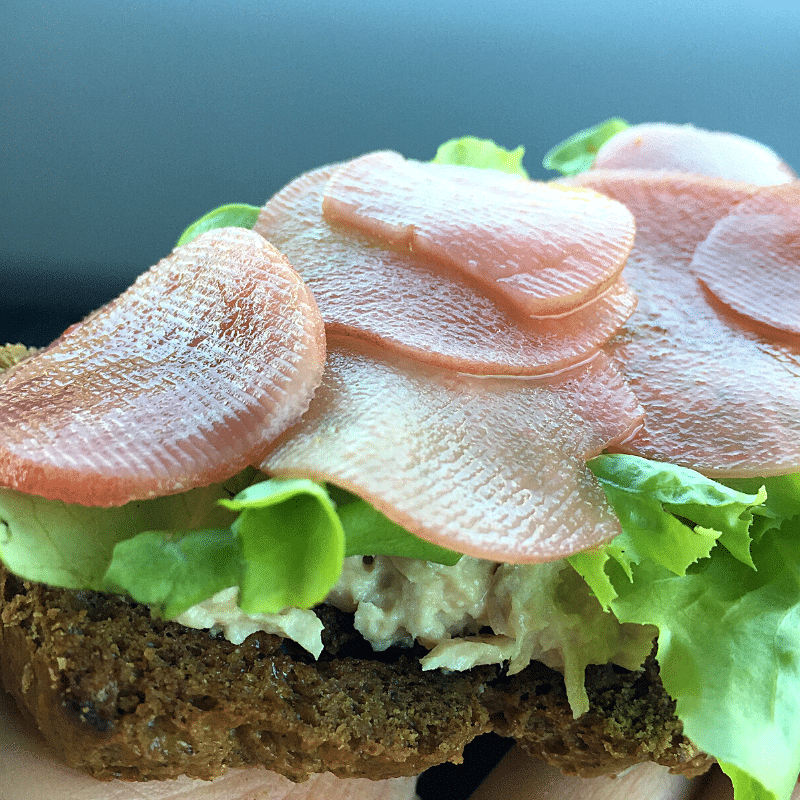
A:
[0, 566, 711, 783]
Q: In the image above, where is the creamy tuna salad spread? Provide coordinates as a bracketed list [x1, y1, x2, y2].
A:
[175, 552, 656, 715]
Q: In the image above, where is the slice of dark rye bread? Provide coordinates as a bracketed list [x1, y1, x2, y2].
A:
[0, 565, 712, 783]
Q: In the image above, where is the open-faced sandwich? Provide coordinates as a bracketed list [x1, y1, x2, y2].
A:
[1, 121, 799, 800]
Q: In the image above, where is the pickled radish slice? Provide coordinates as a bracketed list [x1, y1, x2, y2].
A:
[592, 123, 797, 185]
[255, 164, 636, 376]
[691, 184, 800, 339]
[321, 151, 636, 316]
[0, 228, 325, 506]
[566, 170, 800, 477]
[263, 337, 643, 563]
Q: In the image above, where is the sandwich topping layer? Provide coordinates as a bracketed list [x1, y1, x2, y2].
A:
[253, 162, 638, 376]
[320, 150, 635, 316]
[564, 170, 800, 478]
[1, 125, 800, 800]
[590, 122, 797, 184]
[263, 337, 643, 563]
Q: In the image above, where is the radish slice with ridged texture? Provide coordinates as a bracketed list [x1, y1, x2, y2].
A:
[690, 183, 800, 341]
[320, 151, 636, 317]
[0, 228, 325, 507]
[262, 337, 643, 563]
[592, 123, 797, 185]
[255, 165, 637, 376]
[565, 169, 800, 478]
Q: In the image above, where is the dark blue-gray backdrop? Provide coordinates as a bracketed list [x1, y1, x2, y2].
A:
[2, 0, 798, 349]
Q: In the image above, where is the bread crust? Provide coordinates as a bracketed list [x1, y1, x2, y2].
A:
[0, 566, 712, 782]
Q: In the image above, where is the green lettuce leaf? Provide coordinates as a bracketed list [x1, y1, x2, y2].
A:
[572, 455, 800, 800]
[571, 454, 766, 608]
[338, 496, 461, 565]
[432, 136, 529, 177]
[0, 475, 248, 589]
[103, 528, 240, 619]
[723, 473, 800, 542]
[175, 203, 260, 247]
[96, 478, 463, 619]
[611, 522, 800, 800]
[542, 118, 629, 176]
[218, 478, 345, 613]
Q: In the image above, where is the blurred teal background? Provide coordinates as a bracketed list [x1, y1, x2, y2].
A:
[2, 0, 798, 345]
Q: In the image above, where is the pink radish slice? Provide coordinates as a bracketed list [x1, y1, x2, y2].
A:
[566, 169, 800, 478]
[0, 228, 325, 506]
[690, 183, 800, 340]
[322, 151, 635, 317]
[262, 337, 643, 563]
[255, 165, 636, 376]
[592, 123, 797, 185]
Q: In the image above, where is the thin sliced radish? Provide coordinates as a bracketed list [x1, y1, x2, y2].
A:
[321, 151, 635, 316]
[566, 170, 800, 478]
[592, 123, 797, 185]
[255, 164, 636, 376]
[263, 337, 642, 563]
[691, 183, 800, 340]
[0, 228, 325, 506]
